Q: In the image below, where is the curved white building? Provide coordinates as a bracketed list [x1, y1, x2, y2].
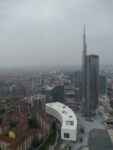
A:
[45, 102, 77, 141]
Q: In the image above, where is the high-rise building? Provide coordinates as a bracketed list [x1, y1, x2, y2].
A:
[52, 84, 64, 102]
[82, 26, 99, 118]
[82, 25, 87, 115]
[43, 84, 64, 103]
[87, 54, 99, 116]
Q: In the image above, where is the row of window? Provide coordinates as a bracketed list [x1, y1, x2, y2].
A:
[66, 120, 74, 126]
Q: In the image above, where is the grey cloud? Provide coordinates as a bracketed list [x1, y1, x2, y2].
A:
[0, 0, 113, 67]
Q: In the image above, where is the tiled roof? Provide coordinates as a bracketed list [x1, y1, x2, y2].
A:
[32, 109, 53, 123]
[1, 115, 10, 127]
[8, 128, 45, 149]
[0, 136, 14, 143]
[11, 115, 28, 135]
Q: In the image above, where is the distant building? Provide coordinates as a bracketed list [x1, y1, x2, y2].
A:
[52, 84, 64, 102]
[14, 101, 32, 114]
[107, 79, 113, 102]
[24, 78, 34, 96]
[68, 72, 75, 85]
[24, 94, 45, 110]
[64, 85, 76, 111]
[99, 75, 107, 95]
[44, 86, 53, 103]
[14, 94, 45, 114]
[43, 85, 64, 103]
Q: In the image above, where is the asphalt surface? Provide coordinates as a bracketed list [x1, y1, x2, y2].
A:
[89, 129, 113, 150]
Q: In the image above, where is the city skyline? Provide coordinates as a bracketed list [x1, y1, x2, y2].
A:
[0, 0, 113, 67]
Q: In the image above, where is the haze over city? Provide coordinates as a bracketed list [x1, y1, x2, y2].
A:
[0, 0, 113, 68]
[1, 1, 113, 150]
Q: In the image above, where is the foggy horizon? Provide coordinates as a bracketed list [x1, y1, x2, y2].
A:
[0, 0, 113, 67]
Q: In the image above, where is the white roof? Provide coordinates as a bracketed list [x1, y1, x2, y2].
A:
[46, 102, 77, 130]
[45, 86, 53, 90]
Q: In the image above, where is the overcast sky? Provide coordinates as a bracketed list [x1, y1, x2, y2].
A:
[0, 0, 113, 67]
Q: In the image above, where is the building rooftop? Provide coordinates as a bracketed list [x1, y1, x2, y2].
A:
[33, 109, 53, 123]
[0, 136, 14, 143]
[8, 128, 45, 149]
[46, 102, 77, 130]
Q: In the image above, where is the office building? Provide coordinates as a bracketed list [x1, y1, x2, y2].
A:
[46, 102, 77, 141]
[43, 85, 64, 103]
[86, 54, 99, 116]
[82, 26, 99, 118]
[52, 84, 64, 102]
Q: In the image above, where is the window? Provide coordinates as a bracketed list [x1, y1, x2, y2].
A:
[66, 121, 74, 126]
[62, 111, 67, 114]
[70, 121, 74, 125]
[64, 133, 70, 138]
[66, 121, 70, 125]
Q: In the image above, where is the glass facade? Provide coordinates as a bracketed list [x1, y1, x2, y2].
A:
[86, 55, 99, 117]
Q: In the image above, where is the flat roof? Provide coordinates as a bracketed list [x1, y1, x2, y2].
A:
[46, 102, 77, 130]
[89, 129, 113, 150]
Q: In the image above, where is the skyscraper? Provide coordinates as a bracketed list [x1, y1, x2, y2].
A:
[87, 54, 99, 116]
[82, 25, 87, 116]
[82, 27, 99, 118]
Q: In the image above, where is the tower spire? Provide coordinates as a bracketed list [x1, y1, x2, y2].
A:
[83, 24, 87, 55]
[84, 24, 85, 36]
[82, 24, 87, 116]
